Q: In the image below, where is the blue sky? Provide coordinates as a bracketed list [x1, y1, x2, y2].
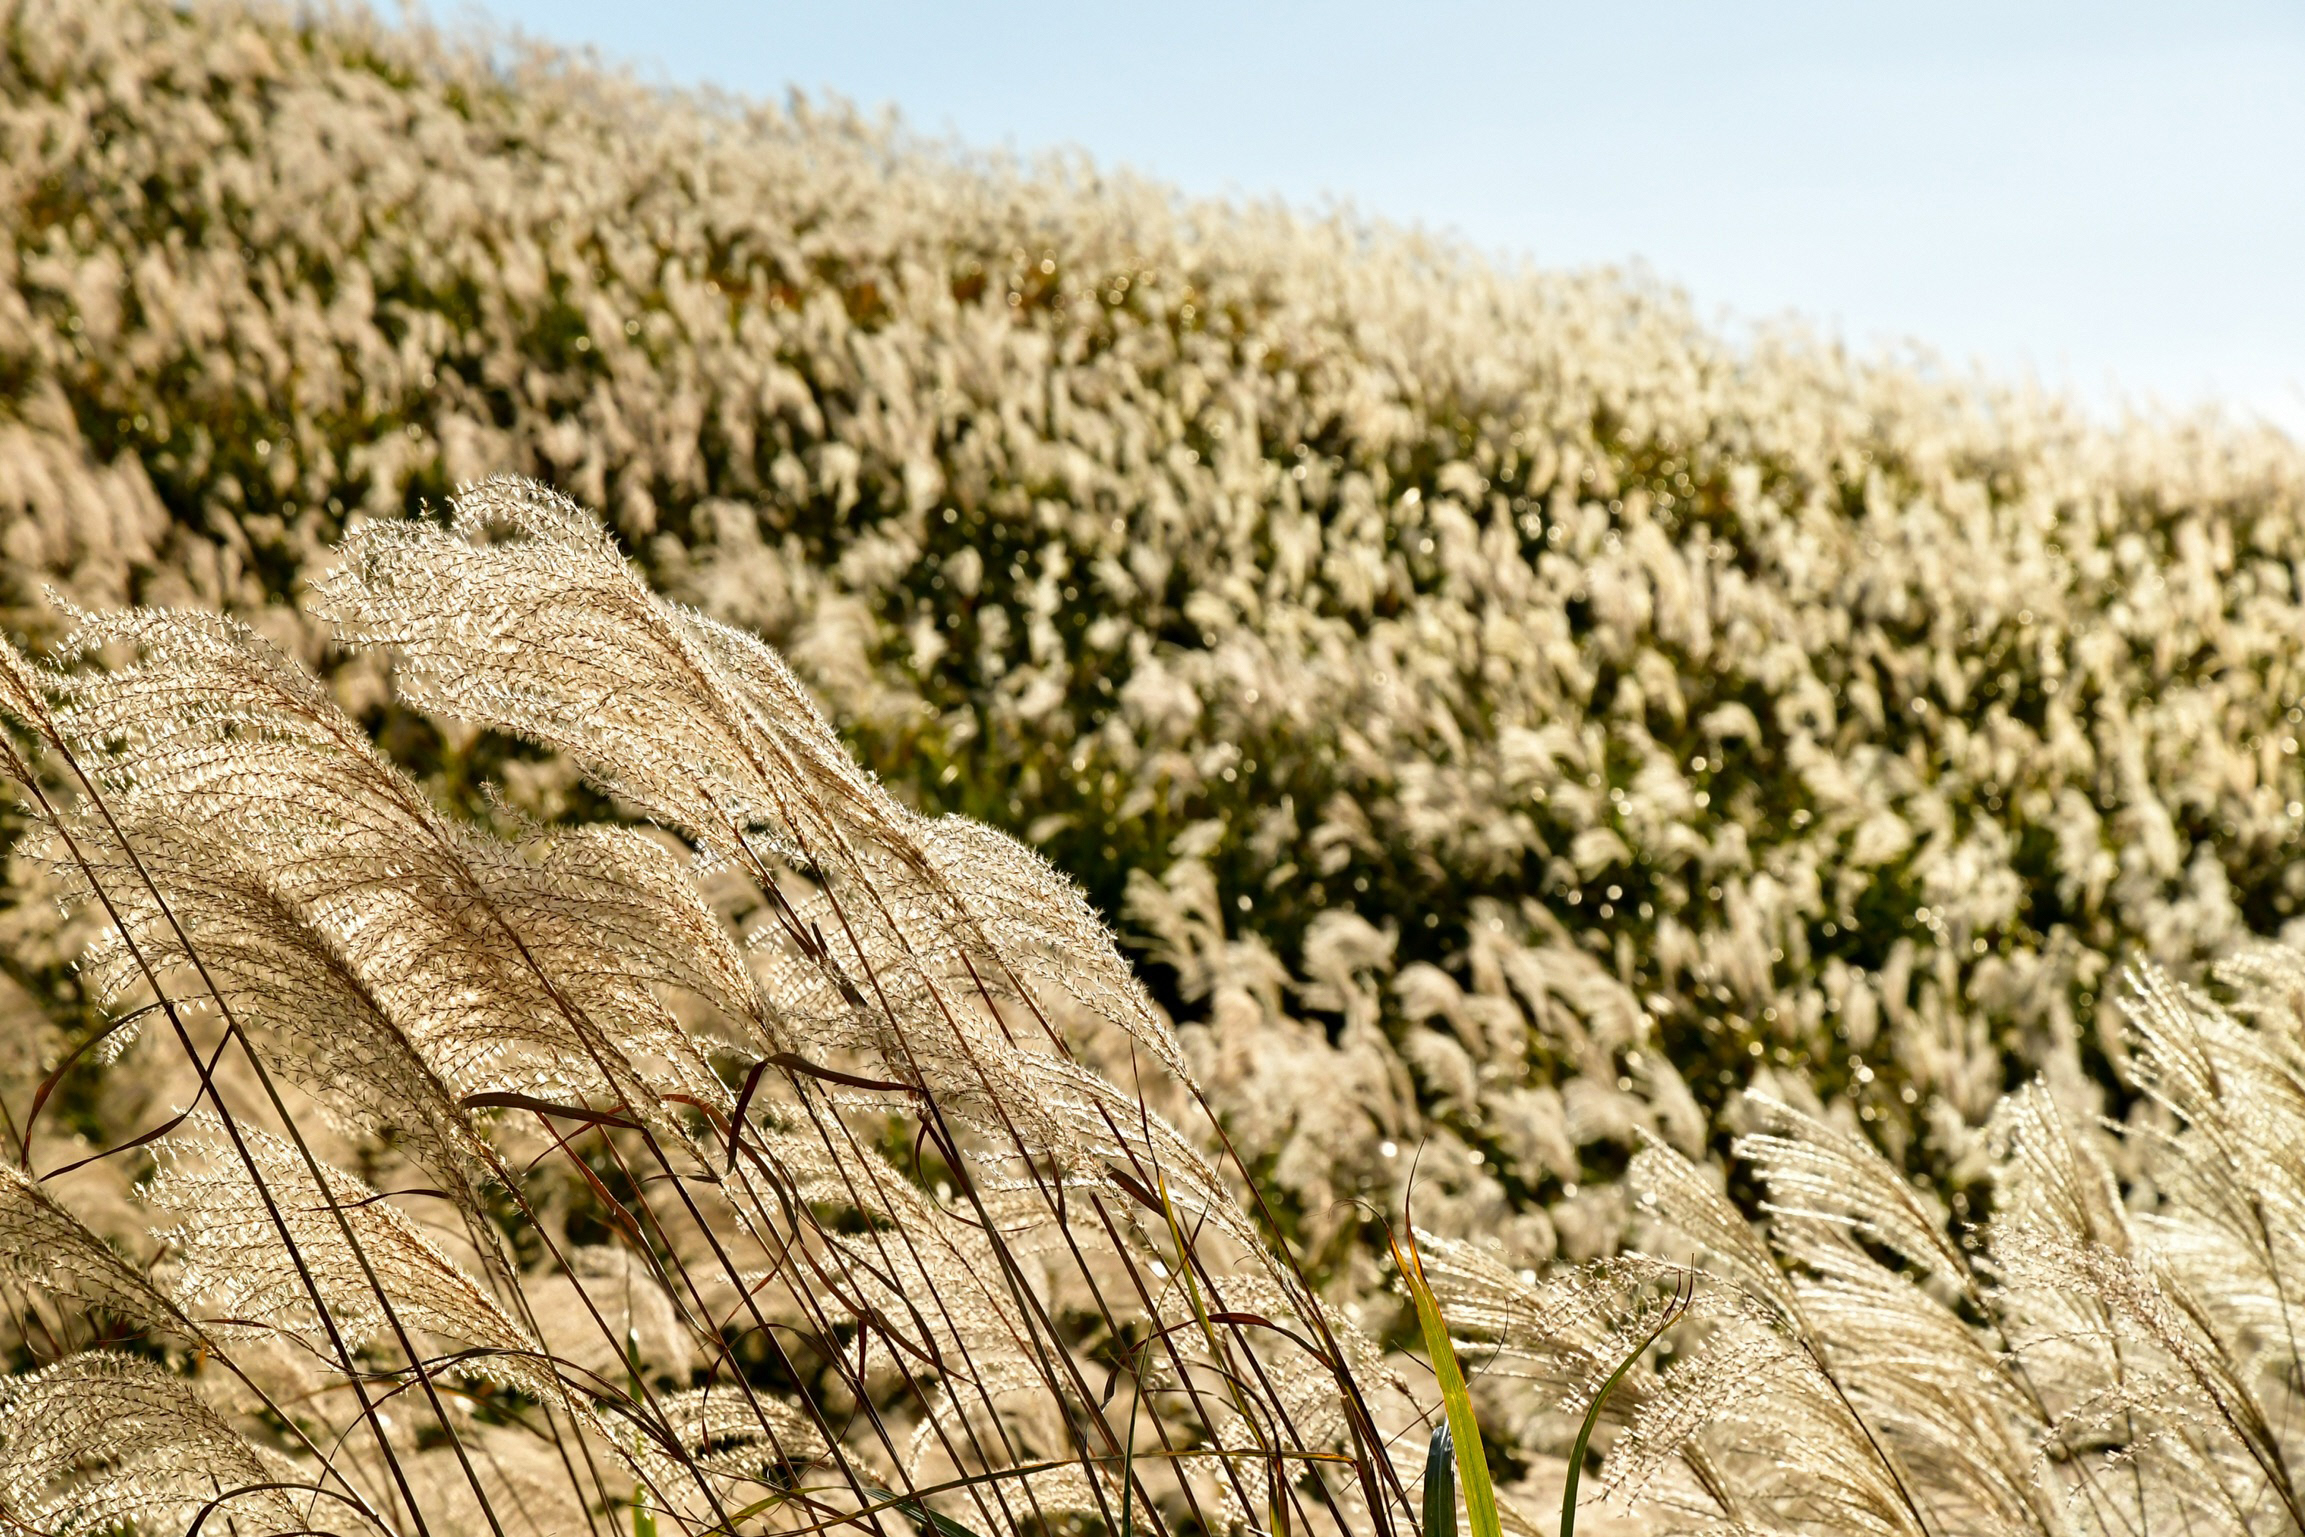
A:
[445, 1, 2305, 434]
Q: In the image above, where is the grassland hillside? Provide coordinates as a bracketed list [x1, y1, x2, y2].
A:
[9, 0, 2305, 1266]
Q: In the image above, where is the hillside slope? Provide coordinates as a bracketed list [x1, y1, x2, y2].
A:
[7, 0, 2305, 1259]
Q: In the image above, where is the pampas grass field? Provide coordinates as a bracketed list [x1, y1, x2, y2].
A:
[7, 1, 2305, 1530]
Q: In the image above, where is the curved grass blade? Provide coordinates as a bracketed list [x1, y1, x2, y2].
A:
[1559, 1270, 1694, 1537]
[1391, 1228, 1499, 1537]
[1422, 1421, 1456, 1537]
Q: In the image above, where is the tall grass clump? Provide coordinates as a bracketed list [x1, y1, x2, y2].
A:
[1423, 943, 2305, 1536]
[7, 477, 2305, 1535]
[0, 477, 1442, 1536]
[12, 0, 2305, 1269]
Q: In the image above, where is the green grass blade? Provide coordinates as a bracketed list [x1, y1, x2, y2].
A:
[1559, 1273, 1693, 1537]
[1392, 1230, 1500, 1537]
[627, 1331, 658, 1537]
[1422, 1421, 1457, 1537]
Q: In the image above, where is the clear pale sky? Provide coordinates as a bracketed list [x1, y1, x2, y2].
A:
[443, 1, 2305, 435]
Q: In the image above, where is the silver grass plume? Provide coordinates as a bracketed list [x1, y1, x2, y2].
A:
[0, 1352, 311, 1537]
[315, 477, 1198, 1091]
[41, 601, 719, 1140]
[145, 1114, 546, 1395]
[0, 1162, 189, 1339]
[316, 479, 1325, 1297]
[47, 801, 513, 1276]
